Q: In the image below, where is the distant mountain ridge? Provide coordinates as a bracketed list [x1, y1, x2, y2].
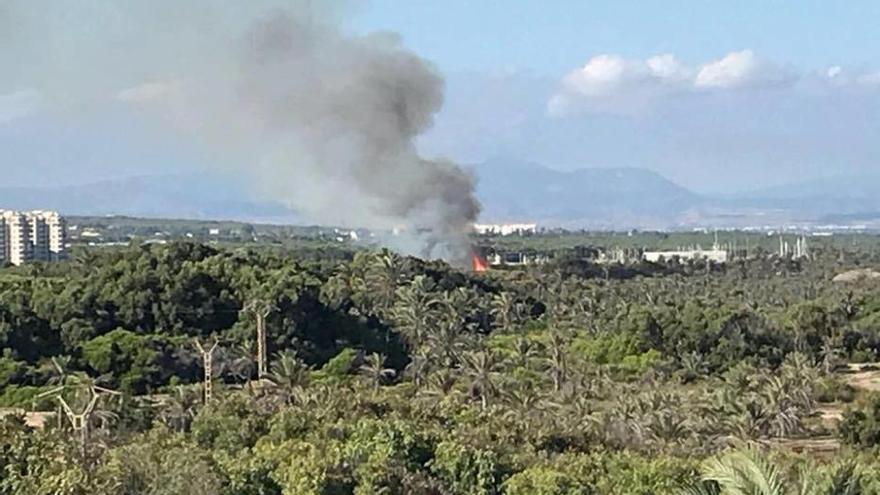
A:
[732, 172, 880, 201]
[473, 158, 700, 228]
[2, 163, 879, 229]
[474, 159, 880, 228]
[724, 173, 880, 217]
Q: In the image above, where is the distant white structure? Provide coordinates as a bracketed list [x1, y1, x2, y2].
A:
[778, 234, 810, 259]
[488, 251, 549, 267]
[474, 223, 537, 236]
[643, 247, 729, 263]
[596, 247, 628, 264]
[0, 210, 67, 265]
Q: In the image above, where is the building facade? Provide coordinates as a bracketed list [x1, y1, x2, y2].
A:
[0, 210, 67, 265]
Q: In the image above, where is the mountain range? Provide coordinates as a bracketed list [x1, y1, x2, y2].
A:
[474, 159, 880, 228]
[1, 161, 879, 229]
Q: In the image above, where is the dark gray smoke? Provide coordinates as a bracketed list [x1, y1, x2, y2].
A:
[0, 2, 480, 261]
[237, 12, 480, 260]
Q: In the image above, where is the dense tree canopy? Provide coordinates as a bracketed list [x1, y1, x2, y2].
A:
[2, 237, 880, 493]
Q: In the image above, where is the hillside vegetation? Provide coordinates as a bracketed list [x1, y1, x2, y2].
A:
[3, 238, 880, 493]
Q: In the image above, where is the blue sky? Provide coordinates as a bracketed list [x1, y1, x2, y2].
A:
[2, 1, 880, 194]
[348, 1, 880, 192]
[349, 1, 880, 75]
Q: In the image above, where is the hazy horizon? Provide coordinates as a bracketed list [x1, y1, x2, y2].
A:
[2, 1, 879, 202]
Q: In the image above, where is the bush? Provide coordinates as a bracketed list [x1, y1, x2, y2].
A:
[504, 466, 585, 495]
[816, 375, 856, 403]
[80, 329, 177, 394]
[0, 385, 53, 408]
[839, 392, 880, 448]
[312, 347, 359, 381]
[430, 440, 504, 495]
[838, 393, 880, 448]
[0, 356, 26, 389]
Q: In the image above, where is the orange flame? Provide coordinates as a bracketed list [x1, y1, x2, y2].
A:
[471, 252, 489, 272]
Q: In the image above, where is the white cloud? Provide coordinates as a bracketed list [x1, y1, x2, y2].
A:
[646, 54, 692, 82]
[550, 49, 796, 116]
[0, 89, 43, 124]
[694, 50, 792, 89]
[559, 53, 690, 97]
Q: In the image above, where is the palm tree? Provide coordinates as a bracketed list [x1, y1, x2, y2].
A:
[392, 276, 439, 349]
[268, 350, 310, 404]
[649, 409, 692, 446]
[544, 331, 569, 392]
[683, 447, 862, 495]
[365, 250, 403, 316]
[510, 335, 537, 370]
[426, 307, 469, 368]
[403, 351, 430, 388]
[359, 352, 395, 393]
[680, 351, 709, 383]
[819, 338, 842, 375]
[229, 339, 256, 384]
[158, 386, 200, 432]
[503, 382, 540, 413]
[418, 369, 459, 406]
[322, 264, 358, 310]
[461, 350, 499, 410]
[687, 447, 787, 495]
[490, 292, 519, 333]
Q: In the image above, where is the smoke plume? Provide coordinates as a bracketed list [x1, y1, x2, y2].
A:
[0, 1, 480, 261]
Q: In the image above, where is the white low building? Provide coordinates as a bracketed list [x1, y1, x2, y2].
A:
[474, 223, 537, 236]
[643, 248, 728, 263]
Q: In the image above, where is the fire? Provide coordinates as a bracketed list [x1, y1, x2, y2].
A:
[471, 252, 489, 272]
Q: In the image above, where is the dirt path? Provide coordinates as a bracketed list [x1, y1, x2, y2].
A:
[774, 437, 840, 459]
[815, 363, 880, 424]
[781, 363, 880, 457]
[841, 363, 880, 392]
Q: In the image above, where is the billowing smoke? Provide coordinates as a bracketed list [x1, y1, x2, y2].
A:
[0, 1, 480, 261]
[237, 12, 480, 260]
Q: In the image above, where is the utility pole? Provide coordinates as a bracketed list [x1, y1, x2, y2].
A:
[245, 300, 275, 380]
[194, 338, 220, 404]
[36, 382, 120, 456]
[59, 393, 99, 456]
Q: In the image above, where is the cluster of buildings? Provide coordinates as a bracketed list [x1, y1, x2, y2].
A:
[0, 210, 67, 266]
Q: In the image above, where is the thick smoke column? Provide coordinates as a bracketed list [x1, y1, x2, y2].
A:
[0, 2, 480, 261]
[237, 12, 480, 260]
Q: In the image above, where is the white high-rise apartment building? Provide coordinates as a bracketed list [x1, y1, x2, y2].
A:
[0, 210, 67, 265]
